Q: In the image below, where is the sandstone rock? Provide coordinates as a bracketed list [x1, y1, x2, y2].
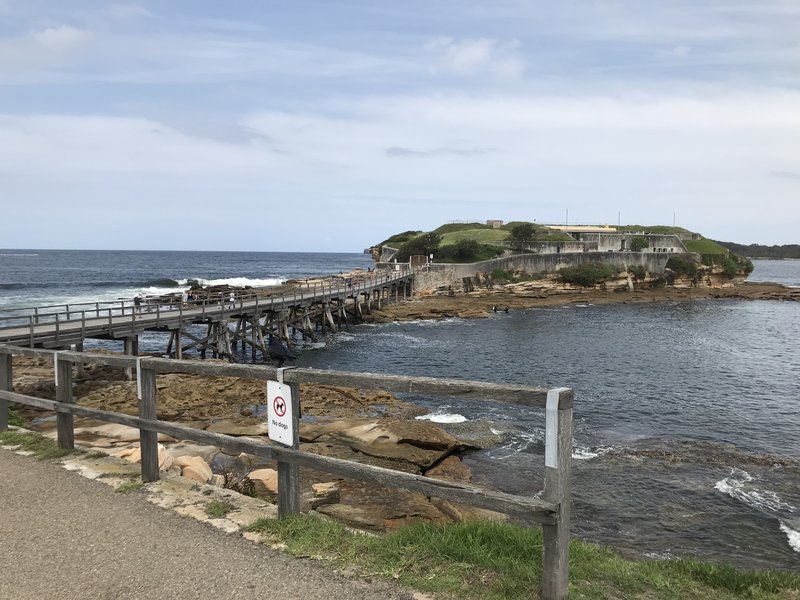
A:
[307, 482, 340, 508]
[168, 443, 219, 462]
[430, 498, 506, 523]
[312, 481, 340, 496]
[301, 440, 421, 474]
[111, 443, 173, 471]
[73, 423, 175, 444]
[176, 456, 212, 483]
[325, 418, 470, 469]
[300, 418, 372, 442]
[206, 419, 267, 436]
[316, 483, 447, 532]
[424, 456, 472, 483]
[209, 474, 225, 488]
[248, 468, 278, 495]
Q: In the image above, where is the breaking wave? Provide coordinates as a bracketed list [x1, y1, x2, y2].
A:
[416, 413, 467, 424]
[178, 277, 283, 288]
[573, 446, 613, 460]
[714, 468, 796, 514]
[779, 521, 800, 553]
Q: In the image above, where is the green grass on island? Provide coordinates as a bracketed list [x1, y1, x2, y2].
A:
[243, 516, 800, 600]
[683, 238, 730, 256]
[439, 228, 510, 246]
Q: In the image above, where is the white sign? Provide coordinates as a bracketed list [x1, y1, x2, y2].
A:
[267, 380, 294, 446]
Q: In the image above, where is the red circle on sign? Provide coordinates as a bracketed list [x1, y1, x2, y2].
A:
[273, 396, 287, 417]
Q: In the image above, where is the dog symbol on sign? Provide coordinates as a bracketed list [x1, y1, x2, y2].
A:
[273, 396, 287, 417]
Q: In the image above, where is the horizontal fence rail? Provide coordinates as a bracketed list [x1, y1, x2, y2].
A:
[0, 344, 573, 600]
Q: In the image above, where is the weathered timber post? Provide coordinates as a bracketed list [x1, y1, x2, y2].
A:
[541, 387, 573, 600]
[276, 375, 301, 517]
[55, 353, 74, 450]
[75, 342, 85, 378]
[138, 361, 159, 482]
[124, 336, 138, 380]
[0, 352, 11, 431]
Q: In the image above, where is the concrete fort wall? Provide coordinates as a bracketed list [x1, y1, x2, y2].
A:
[574, 234, 686, 253]
[407, 252, 680, 289]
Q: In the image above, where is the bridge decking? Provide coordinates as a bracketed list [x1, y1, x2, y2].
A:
[0, 272, 414, 360]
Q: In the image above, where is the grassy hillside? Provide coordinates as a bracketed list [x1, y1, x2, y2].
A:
[683, 238, 729, 255]
[440, 228, 510, 245]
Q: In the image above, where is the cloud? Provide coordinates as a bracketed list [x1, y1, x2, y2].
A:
[102, 4, 154, 20]
[32, 25, 90, 50]
[426, 37, 525, 78]
[386, 146, 493, 158]
[771, 170, 800, 180]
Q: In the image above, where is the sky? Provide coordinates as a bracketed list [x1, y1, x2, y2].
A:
[1, 1, 799, 251]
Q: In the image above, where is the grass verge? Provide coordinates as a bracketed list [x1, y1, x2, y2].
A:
[206, 498, 236, 518]
[242, 516, 800, 600]
[115, 481, 145, 493]
[0, 430, 79, 460]
[8, 408, 25, 427]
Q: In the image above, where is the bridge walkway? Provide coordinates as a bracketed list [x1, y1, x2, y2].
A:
[0, 272, 413, 351]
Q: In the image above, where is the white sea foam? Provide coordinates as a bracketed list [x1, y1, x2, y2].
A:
[179, 277, 283, 288]
[714, 468, 796, 513]
[485, 429, 544, 459]
[779, 521, 800, 553]
[415, 413, 467, 424]
[572, 446, 613, 460]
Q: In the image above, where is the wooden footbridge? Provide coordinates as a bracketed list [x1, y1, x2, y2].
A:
[0, 271, 413, 362]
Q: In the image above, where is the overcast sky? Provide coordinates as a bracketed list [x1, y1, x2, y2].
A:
[2, 1, 799, 251]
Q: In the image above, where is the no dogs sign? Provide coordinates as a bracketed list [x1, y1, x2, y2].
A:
[267, 380, 294, 446]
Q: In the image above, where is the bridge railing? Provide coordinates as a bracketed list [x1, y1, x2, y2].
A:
[0, 272, 413, 342]
[0, 344, 572, 599]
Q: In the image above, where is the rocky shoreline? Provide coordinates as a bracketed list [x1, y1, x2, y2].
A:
[364, 280, 799, 323]
[12, 355, 502, 532]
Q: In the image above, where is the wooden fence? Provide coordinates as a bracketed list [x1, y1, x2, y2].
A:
[0, 344, 573, 599]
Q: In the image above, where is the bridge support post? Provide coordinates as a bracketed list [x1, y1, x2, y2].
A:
[176, 328, 183, 360]
[541, 388, 573, 600]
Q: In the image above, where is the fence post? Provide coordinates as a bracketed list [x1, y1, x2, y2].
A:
[55, 353, 74, 450]
[0, 352, 11, 431]
[138, 360, 159, 482]
[277, 373, 300, 517]
[541, 387, 573, 600]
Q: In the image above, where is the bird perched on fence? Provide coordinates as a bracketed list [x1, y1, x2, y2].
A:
[267, 337, 298, 367]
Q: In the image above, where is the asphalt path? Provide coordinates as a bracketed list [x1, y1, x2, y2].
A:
[0, 448, 417, 600]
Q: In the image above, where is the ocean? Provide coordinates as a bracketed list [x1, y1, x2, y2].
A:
[1, 250, 798, 569]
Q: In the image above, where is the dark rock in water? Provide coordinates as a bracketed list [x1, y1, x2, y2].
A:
[267, 338, 297, 367]
[433, 419, 505, 449]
